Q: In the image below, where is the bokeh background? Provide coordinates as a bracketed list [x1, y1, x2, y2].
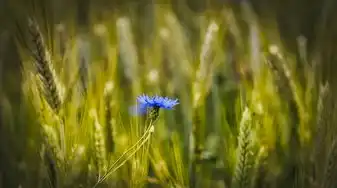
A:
[1, 0, 337, 187]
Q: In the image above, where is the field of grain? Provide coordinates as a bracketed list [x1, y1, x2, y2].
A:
[1, 0, 337, 188]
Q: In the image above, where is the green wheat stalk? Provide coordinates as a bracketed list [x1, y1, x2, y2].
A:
[193, 20, 220, 108]
[40, 124, 64, 188]
[265, 48, 292, 101]
[116, 16, 140, 96]
[189, 20, 220, 188]
[251, 147, 268, 188]
[321, 138, 337, 188]
[40, 145, 59, 188]
[312, 82, 331, 185]
[232, 107, 255, 188]
[76, 35, 90, 96]
[42, 125, 64, 167]
[33, 73, 67, 160]
[94, 121, 155, 186]
[104, 81, 115, 155]
[89, 109, 108, 177]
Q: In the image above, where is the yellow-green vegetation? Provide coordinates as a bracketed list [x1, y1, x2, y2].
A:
[2, 0, 337, 188]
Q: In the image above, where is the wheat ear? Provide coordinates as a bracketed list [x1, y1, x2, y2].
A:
[232, 107, 255, 188]
[27, 18, 63, 113]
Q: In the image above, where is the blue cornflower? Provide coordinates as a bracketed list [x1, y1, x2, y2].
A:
[131, 94, 179, 116]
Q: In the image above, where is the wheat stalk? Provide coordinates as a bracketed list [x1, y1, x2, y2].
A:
[322, 139, 337, 188]
[42, 124, 64, 166]
[104, 81, 115, 155]
[43, 147, 59, 188]
[40, 130, 61, 188]
[89, 109, 108, 177]
[265, 47, 292, 101]
[116, 17, 139, 83]
[312, 82, 331, 185]
[27, 18, 63, 113]
[232, 107, 255, 188]
[251, 147, 268, 188]
[193, 20, 220, 108]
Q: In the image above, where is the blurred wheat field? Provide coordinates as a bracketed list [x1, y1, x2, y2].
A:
[2, 0, 337, 188]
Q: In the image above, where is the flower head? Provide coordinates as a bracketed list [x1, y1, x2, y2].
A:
[131, 94, 179, 116]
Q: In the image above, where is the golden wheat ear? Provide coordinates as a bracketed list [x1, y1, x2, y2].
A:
[27, 18, 63, 113]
